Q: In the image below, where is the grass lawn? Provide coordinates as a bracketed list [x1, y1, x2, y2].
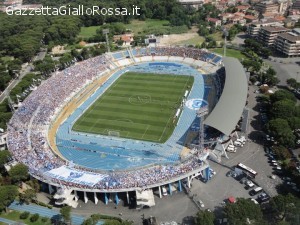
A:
[208, 32, 224, 42]
[1, 56, 14, 63]
[78, 19, 189, 39]
[73, 72, 194, 143]
[1, 210, 51, 225]
[211, 48, 248, 60]
[124, 19, 189, 35]
[78, 26, 100, 39]
[178, 35, 205, 46]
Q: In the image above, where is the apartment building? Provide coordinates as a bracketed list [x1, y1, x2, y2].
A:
[255, 1, 280, 14]
[258, 26, 290, 46]
[275, 28, 300, 57]
[247, 19, 284, 37]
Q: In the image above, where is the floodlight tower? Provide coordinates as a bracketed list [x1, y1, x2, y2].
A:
[7, 95, 15, 113]
[197, 105, 208, 151]
[103, 29, 110, 53]
[222, 27, 229, 57]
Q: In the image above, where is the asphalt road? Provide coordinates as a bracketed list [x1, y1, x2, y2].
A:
[0, 49, 46, 103]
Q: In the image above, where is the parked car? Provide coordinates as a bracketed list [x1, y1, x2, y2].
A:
[250, 198, 259, 205]
[196, 199, 205, 208]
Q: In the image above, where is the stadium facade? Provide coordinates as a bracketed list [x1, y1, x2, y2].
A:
[7, 47, 247, 208]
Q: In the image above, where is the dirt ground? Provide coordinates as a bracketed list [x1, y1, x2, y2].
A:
[159, 27, 201, 46]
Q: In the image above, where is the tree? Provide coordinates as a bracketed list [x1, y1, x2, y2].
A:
[267, 118, 295, 147]
[0, 150, 11, 168]
[8, 163, 28, 183]
[286, 78, 297, 88]
[269, 194, 300, 223]
[60, 206, 72, 225]
[288, 117, 300, 130]
[272, 146, 291, 161]
[224, 198, 265, 225]
[19, 189, 37, 204]
[242, 59, 261, 74]
[270, 90, 296, 104]
[195, 210, 215, 225]
[271, 100, 295, 119]
[0, 185, 18, 212]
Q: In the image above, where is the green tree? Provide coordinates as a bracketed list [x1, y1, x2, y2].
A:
[195, 210, 215, 225]
[0, 185, 18, 212]
[271, 100, 295, 119]
[8, 163, 28, 183]
[19, 189, 37, 204]
[224, 198, 265, 225]
[269, 194, 300, 223]
[270, 90, 296, 104]
[288, 117, 300, 130]
[267, 118, 295, 147]
[0, 150, 11, 168]
[286, 78, 297, 88]
[60, 205, 72, 224]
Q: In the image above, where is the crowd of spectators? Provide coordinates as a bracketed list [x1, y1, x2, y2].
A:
[7, 47, 213, 191]
[133, 47, 220, 64]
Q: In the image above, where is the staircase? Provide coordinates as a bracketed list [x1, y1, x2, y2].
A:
[53, 188, 78, 208]
[128, 47, 137, 63]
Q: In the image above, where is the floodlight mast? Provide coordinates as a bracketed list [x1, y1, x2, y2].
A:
[222, 27, 228, 57]
[197, 106, 208, 151]
[103, 29, 110, 53]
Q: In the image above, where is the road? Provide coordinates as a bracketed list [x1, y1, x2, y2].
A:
[0, 49, 46, 103]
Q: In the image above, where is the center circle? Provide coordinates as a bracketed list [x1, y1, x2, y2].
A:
[129, 94, 151, 105]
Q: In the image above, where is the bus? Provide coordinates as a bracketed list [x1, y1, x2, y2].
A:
[237, 163, 257, 178]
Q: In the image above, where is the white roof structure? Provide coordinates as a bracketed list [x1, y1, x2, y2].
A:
[204, 57, 248, 136]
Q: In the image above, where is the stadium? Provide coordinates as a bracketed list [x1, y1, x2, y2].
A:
[6, 46, 248, 208]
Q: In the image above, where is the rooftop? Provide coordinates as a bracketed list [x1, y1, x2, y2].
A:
[260, 26, 290, 32]
[278, 32, 300, 42]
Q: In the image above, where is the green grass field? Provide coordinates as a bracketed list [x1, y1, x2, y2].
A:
[211, 48, 248, 60]
[73, 72, 194, 143]
[78, 26, 99, 39]
[78, 19, 189, 39]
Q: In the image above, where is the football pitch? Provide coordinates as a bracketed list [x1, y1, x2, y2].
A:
[72, 72, 194, 143]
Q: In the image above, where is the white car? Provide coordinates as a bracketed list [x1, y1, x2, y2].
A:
[197, 200, 205, 208]
[250, 198, 259, 204]
[227, 147, 236, 153]
[276, 166, 282, 170]
[246, 181, 255, 188]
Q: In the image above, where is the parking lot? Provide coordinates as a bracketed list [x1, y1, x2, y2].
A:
[189, 84, 283, 213]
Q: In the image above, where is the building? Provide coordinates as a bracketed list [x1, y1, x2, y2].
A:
[292, 0, 300, 10]
[258, 26, 290, 46]
[244, 15, 259, 23]
[255, 1, 280, 15]
[177, 0, 204, 9]
[113, 34, 134, 46]
[247, 19, 284, 37]
[275, 28, 300, 57]
[207, 17, 222, 27]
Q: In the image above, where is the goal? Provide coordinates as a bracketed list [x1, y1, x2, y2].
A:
[108, 130, 120, 137]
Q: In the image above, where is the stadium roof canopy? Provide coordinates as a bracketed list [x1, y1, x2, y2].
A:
[204, 57, 248, 136]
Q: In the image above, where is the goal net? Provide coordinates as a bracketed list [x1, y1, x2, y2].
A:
[108, 130, 120, 137]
